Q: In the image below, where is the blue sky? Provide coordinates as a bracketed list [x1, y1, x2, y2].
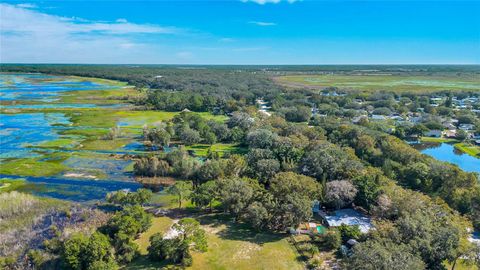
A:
[1, 0, 479, 64]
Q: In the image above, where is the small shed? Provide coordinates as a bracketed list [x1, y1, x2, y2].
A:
[324, 209, 373, 233]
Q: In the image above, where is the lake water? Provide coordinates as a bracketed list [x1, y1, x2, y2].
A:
[419, 143, 480, 174]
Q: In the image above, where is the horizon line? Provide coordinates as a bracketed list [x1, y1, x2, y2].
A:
[1, 63, 479, 66]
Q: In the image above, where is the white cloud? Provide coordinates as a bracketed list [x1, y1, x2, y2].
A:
[0, 4, 179, 63]
[0, 5, 176, 35]
[16, 3, 37, 9]
[116, 18, 128, 23]
[241, 0, 299, 5]
[249, 21, 277, 26]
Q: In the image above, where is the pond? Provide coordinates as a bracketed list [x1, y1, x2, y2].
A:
[414, 142, 480, 174]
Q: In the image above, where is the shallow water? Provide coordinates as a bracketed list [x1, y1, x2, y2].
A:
[0, 174, 141, 201]
[0, 73, 115, 101]
[0, 113, 70, 159]
[2, 103, 124, 109]
[417, 143, 480, 173]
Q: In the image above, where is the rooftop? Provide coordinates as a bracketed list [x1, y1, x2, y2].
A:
[325, 208, 374, 233]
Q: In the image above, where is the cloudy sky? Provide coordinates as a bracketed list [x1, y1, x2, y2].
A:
[1, 0, 479, 64]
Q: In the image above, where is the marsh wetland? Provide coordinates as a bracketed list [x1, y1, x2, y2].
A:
[0, 73, 156, 201]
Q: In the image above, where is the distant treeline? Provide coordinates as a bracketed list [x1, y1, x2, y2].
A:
[0, 64, 284, 113]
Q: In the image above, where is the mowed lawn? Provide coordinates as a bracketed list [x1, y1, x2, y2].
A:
[128, 214, 303, 270]
[275, 74, 480, 92]
[185, 143, 247, 157]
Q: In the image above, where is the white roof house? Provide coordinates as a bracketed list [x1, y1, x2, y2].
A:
[324, 209, 374, 233]
[371, 114, 386, 121]
[459, 124, 475, 130]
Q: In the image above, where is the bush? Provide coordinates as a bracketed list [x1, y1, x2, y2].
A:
[106, 188, 153, 206]
[61, 232, 117, 270]
[337, 224, 362, 242]
[316, 229, 341, 250]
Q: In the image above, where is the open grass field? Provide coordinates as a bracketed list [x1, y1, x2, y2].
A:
[128, 213, 302, 270]
[135, 216, 174, 255]
[275, 74, 480, 92]
[185, 143, 247, 157]
[420, 137, 459, 143]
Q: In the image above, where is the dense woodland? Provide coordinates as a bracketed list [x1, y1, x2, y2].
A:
[1, 64, 480, 270]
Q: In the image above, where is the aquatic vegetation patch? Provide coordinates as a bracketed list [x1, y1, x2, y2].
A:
[0, 158, 69, 177]
[36, 138, 80, 149]
[0, 178, 27, 193]
[59, 127, 109, 139]
[454, 143, 480, 158]
[62, 156, 133, 181]
[80, 138, 131, 151]
[56, 86, 135, 105]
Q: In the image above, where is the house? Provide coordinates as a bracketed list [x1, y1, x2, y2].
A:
[324, 209, 374, 233]
[389, 115, 404, 121]
[409, 116, 422, 124]
[459, 124, 475, 131]
[475, 140, 480, 146]
[425, 130, 443, 138]
[442, 122, 456, 130]
[444, 129, 457, 138]
[370, 114, 386, 121]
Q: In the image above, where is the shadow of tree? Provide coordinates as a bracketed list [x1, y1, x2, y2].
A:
[127, 255, 172, 270]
